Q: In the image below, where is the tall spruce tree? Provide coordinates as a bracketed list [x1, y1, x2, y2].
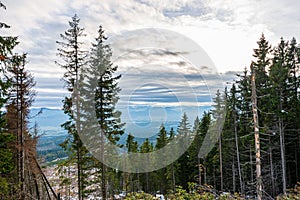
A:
[6, 54, 36, 199]
[186, 116, 201, 185]
[269, 38, 290, 194]
[56, 14, 87, 200]
[155, 125, 169, 193]
[211, 89, 226, 191]
[126, 134, 138, 153]
[81, 25, 124, 198]
[187, 113, 210, 186]
[252, 34, 272, 129]
[140, 138, 153, 193]
[166, 127, 177, 193]
[177, 113, 191, 189]
[0, 4, 18, 197]
[236, 68, 255, 194]
[0, 4, 56, 199]
[285, 38, 300, 187]
[125, 134, 139, 192]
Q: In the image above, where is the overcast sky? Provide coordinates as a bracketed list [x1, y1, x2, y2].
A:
[1, 0, 300, 128]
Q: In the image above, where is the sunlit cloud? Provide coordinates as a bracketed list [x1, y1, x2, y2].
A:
[1, 0, 299, 112]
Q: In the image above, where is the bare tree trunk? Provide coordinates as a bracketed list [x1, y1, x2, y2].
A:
[74, 25, 84, 200]
[218, 125, 223, 191]
[251, 67, 262, 200]
[172, 164, 175, 193]
[20, 66, 25, 199]
[249, 145, 254, 192]
[269, 135, 275, 197]
[295, 147, 299, 183]
[33, 173, 40, 200]
[204, 164, 207, 185]
[146, 172, 149, 193]
[213, 165, 216, 189]
[137, 170, 140, 191]
[34, 158, 58, 199]
[234, 108, 244, 193]
[198, 157, 201, 186]
[101, 131, 107, 199]
[232, 155, 236, 192]
[101, 161, 107, 198]
[277, 87, 287, 195]
[279, 117, 286, 194]
[77, 150, 82, 200]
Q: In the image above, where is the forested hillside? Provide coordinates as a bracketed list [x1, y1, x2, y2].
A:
[0, 3, 299, 200]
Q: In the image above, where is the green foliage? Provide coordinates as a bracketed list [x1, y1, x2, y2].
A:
[176, 113, 192, 189]
[124, 192, 155, 200]
[56, 14, 89, 200]
[0, 132, 15, 174]
[140, 138, 153, 153]
[0, 177, 9, 198]
[84, 25, 124, 143]
[126, 134, 138, 153]
[276, 183, 300, 199]
[167, 185, 215, 200]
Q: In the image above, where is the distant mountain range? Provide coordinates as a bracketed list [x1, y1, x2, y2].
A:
[29, 106, 211, 162]
[29, 108, 68, 136]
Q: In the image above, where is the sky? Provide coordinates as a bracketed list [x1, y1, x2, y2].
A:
[1, 0, 300, 135]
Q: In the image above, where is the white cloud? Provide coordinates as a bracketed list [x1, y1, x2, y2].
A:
[35, 88, 67, 94]
[1, 0, 299, 110]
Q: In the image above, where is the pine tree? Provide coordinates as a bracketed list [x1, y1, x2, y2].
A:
[5, 54, 51, 199]
[155, 125, 169, 193]
[236, 68, 255, 194]
[232, 84, 244, 193]
[126, 134, 138, 153]
[198, 113, 211, 185]
[124, 134, 139, 192]
[166, 127, 177, 193]
[177, 113, 191, 189]
[0, 4, 55, 199]
[269, 38, 290, 194]
[140, 138, 153, 193]
[6, 54, 35, 199]
[187, 113, 210, 186]
[80, 25, 124, 198]
[156, 125, 168, 150]
[186, 116, 201, 184]
[252, 34, 271, 88]
[211, 89, 226, 191]
[0, 4, 18, 197]
[285, 38, 300, 187]
[252, 34, 272, 130]
[56, 14, 87, 200]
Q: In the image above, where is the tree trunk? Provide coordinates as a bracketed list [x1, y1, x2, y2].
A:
[218, 125, 223, 191]
[279, 117, 287, 194]
[77, 150, 82, 200]
[20, 67, 25, 199]
[213, 165, 216, 189]
[250, 145, 254, 195]
[269, 135, 275, 197]
[234, 108, 244, 193]
[198, 157, 201, 186]
[295, 147, 299, 183]
[74, 24, 84, 200]
[172, 164, 176, 193]
[251, 67, 262, 200]
[146, 172, 149, 193]
[204, 163, 207, 185]
[100, 127, 107, 198]
[101, 149, 107, 198]
[232, 155, 236, 192]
